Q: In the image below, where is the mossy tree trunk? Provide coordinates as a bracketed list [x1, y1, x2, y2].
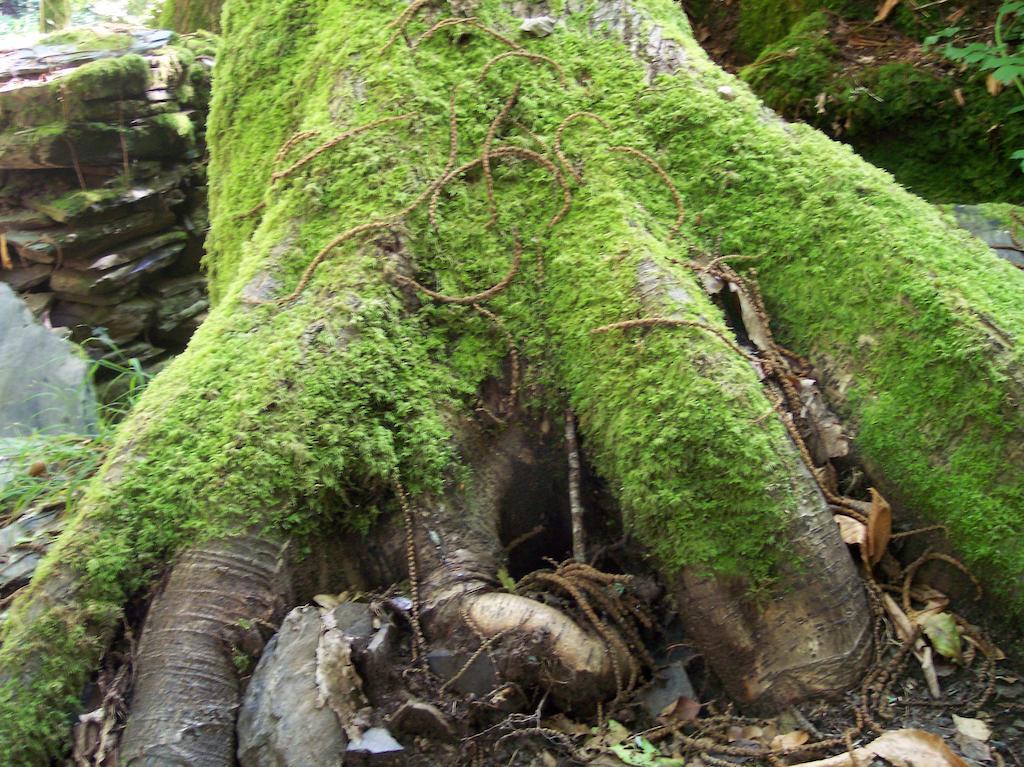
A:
[159, 0, 222, 34]
[1, 0, 1023, 763]
[38, 0, 70, 32]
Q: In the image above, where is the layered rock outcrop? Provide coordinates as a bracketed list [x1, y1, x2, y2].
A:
[0, 27, 213, 374]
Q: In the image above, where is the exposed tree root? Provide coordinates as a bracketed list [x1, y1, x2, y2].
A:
[119, 535, 291, 766]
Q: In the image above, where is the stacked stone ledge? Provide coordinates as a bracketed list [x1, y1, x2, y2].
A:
[0, 27, 213, 381]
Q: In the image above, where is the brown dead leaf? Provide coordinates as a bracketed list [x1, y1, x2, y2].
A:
[27, 460, 47, 477]
[815, 91, 827, 114]
[658, 697, 701, 725]
[544, 713, 591, 736]
[947, 6, 967, 23]
[770, 730, 809, 751]
[874, 0, 901, 22]
[954, 88, 966, 107]
[789, 728, 969, 767]
[735, 284, 772, 352]
[0, 233, 10, 271]
[986, 73, 1004, 96]
[952, 715, 990, 741]
[871, 729, 970, 767]
[834, 514, 866, 546]
[865, 488, 891, 564]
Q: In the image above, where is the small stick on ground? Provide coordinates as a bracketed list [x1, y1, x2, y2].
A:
[565, 409, 586, 564]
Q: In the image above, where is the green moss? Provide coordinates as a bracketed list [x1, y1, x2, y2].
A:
[0, 55, 149, 130]
[151, 111, 196, 140]
[6, 0, 1024, 757]
[0, 2, 829, 757]
[740, 15, 1024, 201]
[740, 11, 839, 114]
[42, 29, 134, 49]
[160, 0, 224, 33]
[633, 3, 1024, 623]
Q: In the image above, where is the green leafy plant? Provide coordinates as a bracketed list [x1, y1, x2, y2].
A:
[925, 2, 1024, 170]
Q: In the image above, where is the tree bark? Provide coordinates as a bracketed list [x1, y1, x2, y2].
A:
[119, 535, 291, 766]
[4, 0, 1023, 761]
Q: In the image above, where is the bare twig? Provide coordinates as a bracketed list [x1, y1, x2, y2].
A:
[565, 409, 586, 564]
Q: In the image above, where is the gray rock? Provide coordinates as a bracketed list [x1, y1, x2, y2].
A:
[389, 701, 455, 742]
[520, 16, 556, 36]
[238, 606, 347, 767]
[151, 271, 206, 298]
[86, 230, 188, 272]
[0, 283, 96, 437]
[0, 503, 64, 593]
[50, 296, 156, 345]
[50, 243, 180, 298]
[345, 727, 404, 765]
[0, 263, 51, 291]
[7, 208, 176, 265]
[24, 173, 187, 227]
[952, 204, 1024, 268]
[327, 602, 375, 641]
[638, 661, 696, 718]
[151, 310, 205, 348]
[426, 647, 498, 697]
[20, 292, 53, 318]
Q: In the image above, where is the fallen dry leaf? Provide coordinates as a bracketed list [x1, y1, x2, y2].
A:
[790, 728, 969, 767]
[735, 283, 773, 353]
[919, 611, 962, 664]
[874, 0, 901, 22]
[987, 73, 1004, 96]
[658, 697, 701, 725]
[0, 233, 10, 271]
[865, 488, 891, 564]
[770, 730, 809, 750]
[952, 714, 990, 741]
[834, 515, 866, 546]
[954, 88, 966, 107]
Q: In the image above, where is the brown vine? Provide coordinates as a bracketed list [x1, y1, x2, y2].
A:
[608, 145, 685, 238]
